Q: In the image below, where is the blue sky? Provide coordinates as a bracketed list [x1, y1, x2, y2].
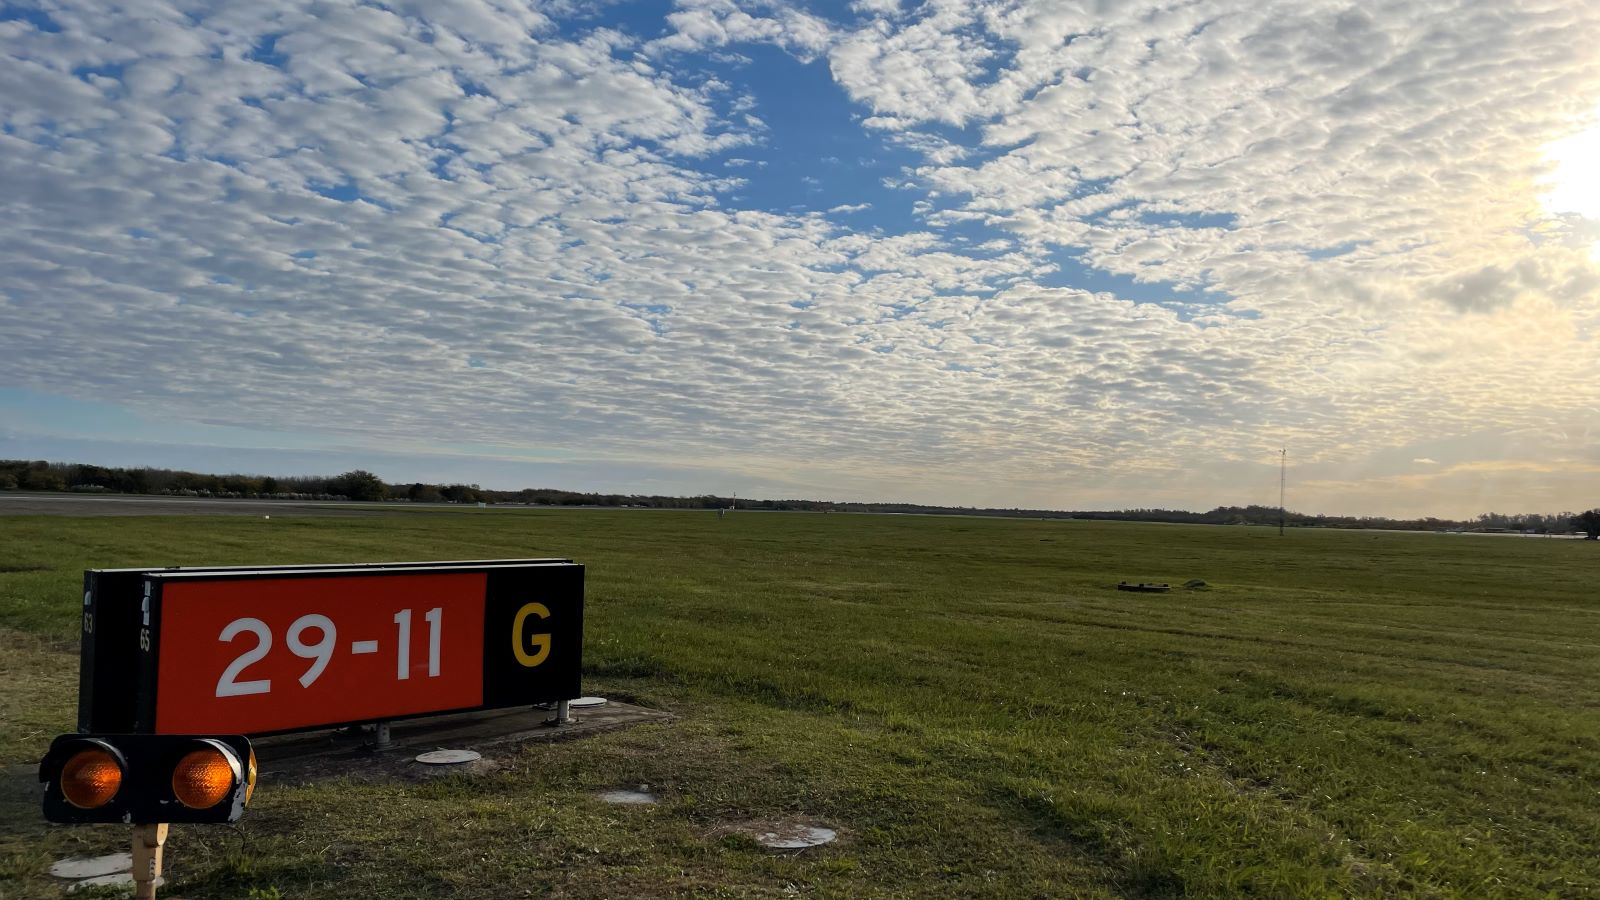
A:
[2, 0, 1599, 516]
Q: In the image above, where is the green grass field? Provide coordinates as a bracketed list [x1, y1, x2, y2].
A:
[2, 510, 1598, 898]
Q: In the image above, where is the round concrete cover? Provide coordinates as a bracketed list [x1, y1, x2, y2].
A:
[68, 873, 162, 892]
[597, 789, 657, 805]
[569, 696, 608, 708]
[50, 853, 131, 879]
[416, 749, 482, 765]
[755, 825, 837, 850]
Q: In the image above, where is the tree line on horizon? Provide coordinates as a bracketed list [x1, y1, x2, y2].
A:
[3, 458, 1597, 538]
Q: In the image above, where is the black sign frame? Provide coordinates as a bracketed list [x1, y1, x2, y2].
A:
[79, 558, 573, 732]
[83, 559, 581, 736]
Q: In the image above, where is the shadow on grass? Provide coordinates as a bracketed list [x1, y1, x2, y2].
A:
[170, 852, 346, 899]
[984, 781, 1188, 899]
[584, 654, 675, 679]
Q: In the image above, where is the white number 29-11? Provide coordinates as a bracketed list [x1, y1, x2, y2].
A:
[214, 609, 442, 698]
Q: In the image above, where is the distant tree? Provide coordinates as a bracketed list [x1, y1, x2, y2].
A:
[0, 472, 16, 490]
[139, 468, 177, 493]
[19, 465, 65, 491]
[331, 470, 388, 501]
[109, 468, 149, 494]
[408, 482, 444, 503]
[70, 464, 113, 488]
[1576, 509, 1600, 540]
[172, 471, 219, 493]
[260, 476, 278, 495]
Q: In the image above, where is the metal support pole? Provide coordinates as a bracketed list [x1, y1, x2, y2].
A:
[131, 822, 168, 900]
[545, 700, 572, 726]
[374, 721, 392, 750]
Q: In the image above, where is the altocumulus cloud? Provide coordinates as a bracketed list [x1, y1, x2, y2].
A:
[1, 0, 1599, 514]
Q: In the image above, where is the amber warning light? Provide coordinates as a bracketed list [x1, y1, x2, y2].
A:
[59, 741, 124, 809]
[40, 733, 254, 824]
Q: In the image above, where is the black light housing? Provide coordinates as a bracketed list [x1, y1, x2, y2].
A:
[40, 734, 254, 824]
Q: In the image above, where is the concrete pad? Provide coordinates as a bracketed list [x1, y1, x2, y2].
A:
[50, 852, 131, 879]
[753, 824, 836, 851]
[596, 788, 657, 805]
[68, 873, 162, 891]
[415, 749, 481, 765]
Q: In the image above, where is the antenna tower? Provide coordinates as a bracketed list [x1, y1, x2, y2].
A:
[1278, 448, 1287, 536]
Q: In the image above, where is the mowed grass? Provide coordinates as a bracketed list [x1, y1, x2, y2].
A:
[2, 510, 1599, 898]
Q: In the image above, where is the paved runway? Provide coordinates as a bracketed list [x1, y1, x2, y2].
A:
[0, 492, 420, 517]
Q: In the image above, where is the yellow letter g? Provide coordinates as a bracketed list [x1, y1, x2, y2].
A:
[512, 602, 551, 667]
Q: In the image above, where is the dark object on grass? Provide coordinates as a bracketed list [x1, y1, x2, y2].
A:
[1183, 579, 1208, 589]
[1118, 581, 1170, 593]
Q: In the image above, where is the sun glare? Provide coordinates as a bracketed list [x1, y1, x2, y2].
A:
[1542, 114, 1600, 262]
[1542, 112, 1600, 221]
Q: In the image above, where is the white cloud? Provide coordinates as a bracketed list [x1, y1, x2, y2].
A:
[1, 0, 1598, 514]
[647, 0, 832, 61]
[850, 0, 903, 16]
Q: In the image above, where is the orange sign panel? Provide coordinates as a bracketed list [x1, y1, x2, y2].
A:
[153, 573, 486, 734]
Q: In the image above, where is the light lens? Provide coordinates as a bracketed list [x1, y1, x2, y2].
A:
[172, 747, 238, 809]
[61, 749, 123, 809]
